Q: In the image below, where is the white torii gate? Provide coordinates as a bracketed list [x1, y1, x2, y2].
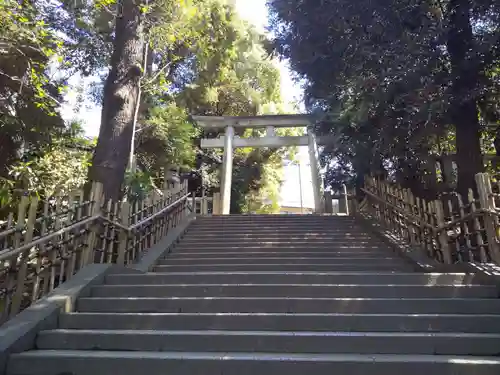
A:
[193, 114, 336, 215]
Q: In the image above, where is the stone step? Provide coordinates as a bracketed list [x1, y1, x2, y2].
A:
[104, 272, 483, 286]
[91, 284, 498, 299]
[183, 237, 377, 242]
[165, 251, 394, 258]
[36, 329, 500, 355]
[188, 225, 361, 230]
[8, 350, 500, 375]
[191, 221, 357, 225]
[187, 228, 364, 234]
[186, 228, 366, 234]
[59, 312, 500, 333]
[76, 297, 500, 314]
[157, 257, 404, 266]
[177, 240, 384, 245]
[194, 216, 355, 220]
[174, 242, 388, 250]
[187, 230, 364, 234]
[153, 263, 409, 272]
[190, 218, 357, 223]
[181, 236, 376, 242]
[172, 245, 390, 251]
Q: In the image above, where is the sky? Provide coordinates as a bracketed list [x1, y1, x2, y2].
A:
[62, 0, 314, 209]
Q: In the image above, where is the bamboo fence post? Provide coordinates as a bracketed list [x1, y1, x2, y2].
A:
[106, 201, 120, 264]
[99, 199, 112, 264]
[456, 193, 473, 261]
[83, 182, 103, 266]
[1, 212, 13, 250]
[420, 198, 428, 254]
[446, 197, 461, 262]
[10, 196, 38, 317]
[116, 201, 130, 266]
[476, 173, 500, 264]
[75, 193, 86, 270]
[469, 189, 488, 262]
[65, 191, 78, 281]
[54, 196, 67, 287]
[434, 199, 452, 264]
[34, 201, 49, 302]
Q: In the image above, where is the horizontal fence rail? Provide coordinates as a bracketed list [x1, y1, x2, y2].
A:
[0, 181, 192, 324]
[359, 173, 500, 266]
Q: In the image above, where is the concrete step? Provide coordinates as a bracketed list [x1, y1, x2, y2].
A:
[91, 284, 498, 299]
[188, 225, 361, 230]
[194, 216, 355, 220]
[59, 312, 500, 333]
[190, 218, 358, 223]
[177, 240, 384, 246]
[187, 228, 364, 234]
[184, 233, 374, 239]
[8, 350, 500, 375]
[157, 257, 404, 266]
[191, 220, 357, 225]
[152, 264, 410, 272]
[174, 242, 389, 250]
[105, 272, 483, 286]
[76, 297, 500, 314]
[172, 245, 390, 251]
[165, 251, 395, 258]
[186, 228, 366, 234]
[36, 329, 500, 355]
[182, 236, 377, 242]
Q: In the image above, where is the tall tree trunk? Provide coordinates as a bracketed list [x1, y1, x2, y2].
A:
[89, 0, 144, 201]
[446, 0, 483, 198]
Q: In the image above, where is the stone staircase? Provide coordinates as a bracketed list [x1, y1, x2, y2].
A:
[7, 215, 500, 374]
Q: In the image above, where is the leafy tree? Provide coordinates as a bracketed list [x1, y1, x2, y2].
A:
[0, 0, 295, 213]
[0, 123, 94, 216]
[269, 0, 500, 197]
[0, 0, 67, 180]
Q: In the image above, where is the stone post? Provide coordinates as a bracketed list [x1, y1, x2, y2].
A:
[307, 128, 322, 213]
[220, 125, 234, 215]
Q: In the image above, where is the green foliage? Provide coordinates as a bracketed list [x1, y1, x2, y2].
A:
[269, 0, 500, 197]
[0, 142, 91, 216]
[0, 122, 93, 217]
[138, 1, 292, 212]
[0, 0, 67, 179]
[123, 170, 154, 202]
[135, 103, 199, 171]
[0, 0, 293, 214]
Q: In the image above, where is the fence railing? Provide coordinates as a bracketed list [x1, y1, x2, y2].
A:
[359, 173, 500, 265]
[323, 186, 356, 215]
[0, 181, 191, 324]
[193, 196, 214, 215]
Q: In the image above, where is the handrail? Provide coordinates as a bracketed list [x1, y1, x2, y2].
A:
[0, 192, 192, 261]
[0, 201, 92, 240]
[129, 193, 191, 231]
[361, 188, 436, 230]
[0, 215, 100, 261]
[362, 186, 500, 235]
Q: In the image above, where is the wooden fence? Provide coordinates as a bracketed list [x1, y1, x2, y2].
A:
[0, 181, 191, 324]
[360, 173, 500, 265]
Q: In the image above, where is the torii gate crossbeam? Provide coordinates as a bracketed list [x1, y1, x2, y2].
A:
[192, 115, 330, 215]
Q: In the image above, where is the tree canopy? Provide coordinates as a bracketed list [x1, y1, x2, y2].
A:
[0, 0, 296, 215]
[269, 0, 500, 198]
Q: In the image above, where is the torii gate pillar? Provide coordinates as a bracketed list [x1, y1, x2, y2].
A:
[220, 125, 235, 214]
[308, 128, 322, 213]
[193, 115, 331, 215]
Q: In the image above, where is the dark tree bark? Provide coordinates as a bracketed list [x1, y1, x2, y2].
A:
[89, 0, 145, 201]
[446, 0, 484, 198]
